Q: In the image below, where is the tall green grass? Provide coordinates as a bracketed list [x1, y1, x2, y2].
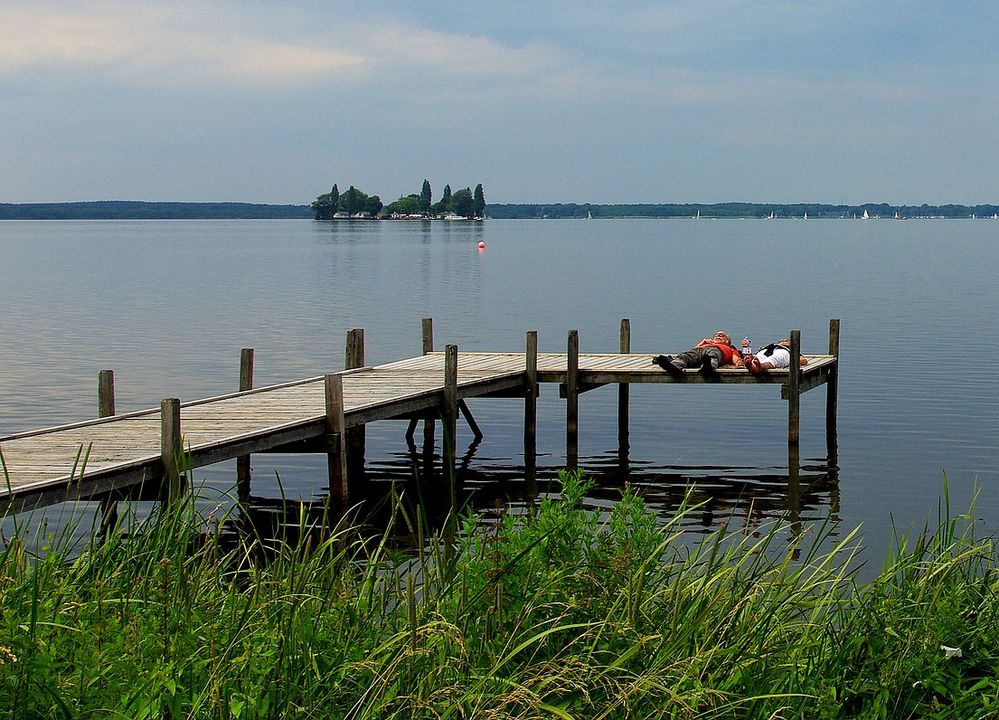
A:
[1, 469, 997, 719]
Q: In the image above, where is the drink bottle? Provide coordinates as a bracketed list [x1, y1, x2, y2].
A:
[741, 337, 752, 361]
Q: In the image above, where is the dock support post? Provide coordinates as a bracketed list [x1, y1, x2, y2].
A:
[345, 329, 366, 487]
[99, 370, 115, 418]
[422, 317, 434, 355]
[566, 330, 579, 470]
[423, 320, 437, 454]
[160, 398, 184, 504]
[458, 401, 483, 440]
[236, 348, 254, 499]
[443, 345, 459, 506]
[324, 373, 348, 511]
[826, 318, 840, 463]
[788, 330, 801, 445]
[787, 441, 802, 539]
[98, 370, 118, 533]
[406, 318, 436, 444]
[524, 330, 538, 497]
[618, 319, 630, 466]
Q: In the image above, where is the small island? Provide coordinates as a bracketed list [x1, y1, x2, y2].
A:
[310, 179, 486, 220]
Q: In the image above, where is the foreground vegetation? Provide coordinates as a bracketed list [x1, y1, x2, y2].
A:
[2, 471, 998, 718]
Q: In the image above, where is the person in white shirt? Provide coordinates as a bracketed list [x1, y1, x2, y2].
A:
[744, 338, 809, 375]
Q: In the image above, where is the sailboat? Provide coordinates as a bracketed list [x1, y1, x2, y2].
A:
[694, 209, 701, 220]
[585, 210, 592, 220]
[803, 212, 808, 220]
[894, 209, 906, 221]
[861, 209, 870, 220]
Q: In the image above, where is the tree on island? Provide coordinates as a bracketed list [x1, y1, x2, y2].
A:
[313, 184, 381, 218]
[419, 179, 432, 214]
[314, 179, 483, 219]
[449, 188, 474, 217]
[339, 186, 361, 215]
[310, 184, 340, 220]
[432, 184, 452, 215]
[473, 184, 485, 218]
[384, 194, 423, 215]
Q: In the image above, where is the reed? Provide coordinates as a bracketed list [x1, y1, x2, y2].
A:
[1, 466, 997, 719]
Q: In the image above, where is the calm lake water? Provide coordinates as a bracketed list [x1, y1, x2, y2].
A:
[2, 218, 998, 562]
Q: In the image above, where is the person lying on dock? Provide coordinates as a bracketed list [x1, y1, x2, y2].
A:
[744, 338, 809, 375]
[652, 331, 744, 378]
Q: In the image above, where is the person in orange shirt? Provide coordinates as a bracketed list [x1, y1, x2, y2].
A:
[653, 331, 744, 378]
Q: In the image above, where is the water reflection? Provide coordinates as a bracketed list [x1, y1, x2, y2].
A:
[213, 434, 841, 557]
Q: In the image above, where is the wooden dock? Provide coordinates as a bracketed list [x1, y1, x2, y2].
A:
[0, 320, 839, 516]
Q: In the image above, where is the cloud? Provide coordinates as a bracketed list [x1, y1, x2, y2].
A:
[368, 27, 562, 81]
[0, 0, 577, 95]
[0, 1, 366, 88]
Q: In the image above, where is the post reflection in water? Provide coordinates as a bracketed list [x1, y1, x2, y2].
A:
[218, 429, 842, 558]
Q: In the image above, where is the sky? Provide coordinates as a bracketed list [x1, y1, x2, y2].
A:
[2, 0, 998, 205]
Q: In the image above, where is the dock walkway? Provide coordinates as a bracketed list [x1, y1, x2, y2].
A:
[1, 320, 839, 515]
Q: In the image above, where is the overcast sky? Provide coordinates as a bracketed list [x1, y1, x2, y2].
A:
[3, 1, 997, 205]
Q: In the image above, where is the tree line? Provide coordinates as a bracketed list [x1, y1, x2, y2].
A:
[5, 199, 998, 221]
[0, 201, 312, 220]
[485, 202, 999, 219]
[311, 180, 485, 220]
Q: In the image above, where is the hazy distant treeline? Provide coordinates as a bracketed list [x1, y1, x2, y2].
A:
[3, 200, 998, 220]
[486, 202, 999, 219]
[0, 201, 312, 220]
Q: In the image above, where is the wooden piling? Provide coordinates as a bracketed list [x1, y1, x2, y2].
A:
[524, 330, 538, 495]
[324, 373, 348, 509]
[458, 401, 483, 440]
[98, 370, 118, 533]
[407, 318, 436, 443]
[236, 348, 254, 498]
[239, 348, 254, 393]
[618, 319, 630, 454]
[787, 440, 801, 528]
[344, 329, 366, 485]
[423, 320, 437, 453]
[442, 344, 459, 554]
[443, 345, 459, 491]
[422, 318, 434, 355]
[160, 398, 183, 503]
[98, 370, 115, 418]
[788, 330, 801, 444]
[826, 318, 840, 462]
[566, 330, 579, 469]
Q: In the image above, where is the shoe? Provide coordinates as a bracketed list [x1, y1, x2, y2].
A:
[699, 357, 718, 378]
[653, 355, 684, 378]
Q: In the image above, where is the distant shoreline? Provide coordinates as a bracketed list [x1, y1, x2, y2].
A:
[0, 201, 312, 220]
[2, 200, 998, 220]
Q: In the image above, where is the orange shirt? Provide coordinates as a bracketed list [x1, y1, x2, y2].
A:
[699, 341, 740, 365]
